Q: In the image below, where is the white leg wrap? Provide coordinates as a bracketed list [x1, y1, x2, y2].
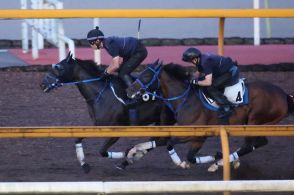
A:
[75, 143, 85, 166]
[196, 155, 215, 164]
[168, 149, 181, 166]
[134, 141, 156, 151]
[217, 152, 239, 166]
[107, 152, 125, 159]
[208, 152, 240, 172]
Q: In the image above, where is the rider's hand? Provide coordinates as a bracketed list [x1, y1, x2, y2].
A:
[100, 69, 110, 80]
[190, 79, 199, 85]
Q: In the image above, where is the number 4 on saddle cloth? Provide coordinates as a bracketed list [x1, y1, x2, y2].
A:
[198, 79, 249, 112]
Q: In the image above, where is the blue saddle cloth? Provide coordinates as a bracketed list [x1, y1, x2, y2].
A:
[196, 86, 249, 112]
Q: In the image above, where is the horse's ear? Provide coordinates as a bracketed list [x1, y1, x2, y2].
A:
[154, 59, 163, 70]
[153, 59, 160, 67]
[66, 52, 72, 63]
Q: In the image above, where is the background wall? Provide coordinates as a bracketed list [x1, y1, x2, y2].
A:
[0, 0, 294, 40]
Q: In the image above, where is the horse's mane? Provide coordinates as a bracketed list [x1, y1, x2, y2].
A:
[75, 58, 107, 77]
[163, 63, 196, 81]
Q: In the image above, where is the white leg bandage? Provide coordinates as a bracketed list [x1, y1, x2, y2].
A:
[107, 152, 125, 159]
[168, 149, 182, 166]
[196, 155, 215, 164]
[75, 143, 85, 166]
[217, 152, 239, 166]
[134, 141, 156, 151]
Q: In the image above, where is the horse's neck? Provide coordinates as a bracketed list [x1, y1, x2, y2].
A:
[74, 66, 108, 103]
[160, 71, 200, 105]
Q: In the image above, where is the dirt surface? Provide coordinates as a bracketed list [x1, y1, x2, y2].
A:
[0, 70, 293, 195]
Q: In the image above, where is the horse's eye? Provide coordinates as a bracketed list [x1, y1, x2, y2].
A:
[52, 64, 64, 71]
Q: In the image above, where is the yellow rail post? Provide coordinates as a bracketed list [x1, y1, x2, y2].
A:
[220, 126, 231, 195]
[218, 17, 225, 56]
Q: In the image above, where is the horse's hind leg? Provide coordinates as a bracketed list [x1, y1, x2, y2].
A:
[75, 138, 91, 173]
[208, 136, 268, 172]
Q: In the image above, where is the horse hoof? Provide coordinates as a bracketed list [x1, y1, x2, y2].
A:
[82, 163, 91, 174]
[115, 164, 127, 171]
[208, 163, 219, 172]
[233, 160, 240, 169]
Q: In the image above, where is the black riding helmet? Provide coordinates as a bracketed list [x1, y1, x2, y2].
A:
[182, 48, 201, 62]
[87, 26, 104, 45]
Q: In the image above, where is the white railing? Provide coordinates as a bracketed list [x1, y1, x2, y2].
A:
[21, 0, 75, 61]
[0, 180, 294, 194]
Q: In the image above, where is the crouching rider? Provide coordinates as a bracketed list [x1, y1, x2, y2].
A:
[87, 26, 148, 125]
[182, 48, 240, 124]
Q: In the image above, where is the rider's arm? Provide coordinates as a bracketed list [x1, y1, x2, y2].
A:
[197, 73, 212, 86]
[105, 56, 120, 74]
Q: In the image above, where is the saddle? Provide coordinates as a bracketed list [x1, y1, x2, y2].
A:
[198, 79, 249, 112]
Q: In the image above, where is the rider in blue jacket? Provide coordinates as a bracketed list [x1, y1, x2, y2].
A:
[182, 48, 239, 124]
[87, 26, 148, 88]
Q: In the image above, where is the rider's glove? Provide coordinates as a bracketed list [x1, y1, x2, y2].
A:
[190, 79, 199, 85]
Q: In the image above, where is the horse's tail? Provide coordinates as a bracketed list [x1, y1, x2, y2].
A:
[287, 94, 294, 114]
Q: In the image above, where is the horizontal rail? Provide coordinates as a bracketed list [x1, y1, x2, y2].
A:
[0, 125, 293, 138]
[1, 9, 294, 19]
[0, 180, 293, 193]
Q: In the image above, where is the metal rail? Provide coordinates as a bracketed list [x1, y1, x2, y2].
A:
[1, 125, 294, 195]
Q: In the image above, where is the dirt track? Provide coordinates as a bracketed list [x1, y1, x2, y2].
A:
[0, 69, 293, 195]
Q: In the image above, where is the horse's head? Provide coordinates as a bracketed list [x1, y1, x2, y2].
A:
[40, 52, 76, 93]
[126, 59, 162, 99]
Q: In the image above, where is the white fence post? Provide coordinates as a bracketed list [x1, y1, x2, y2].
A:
[253, 0, 260, 45]
[31, 0, 39, 59]
[20, 0, 75, 61]
[21, 0, 29, 53]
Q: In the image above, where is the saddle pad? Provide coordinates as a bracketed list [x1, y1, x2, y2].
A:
[197, 79, 249, 112]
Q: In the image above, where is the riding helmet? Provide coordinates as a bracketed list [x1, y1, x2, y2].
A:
[87, 26, 104, 41]
[182, 48, 201, 62]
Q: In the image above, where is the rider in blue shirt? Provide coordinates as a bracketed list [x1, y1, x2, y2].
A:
[182, 48, 239, 124]
[87, 26, 148, 88]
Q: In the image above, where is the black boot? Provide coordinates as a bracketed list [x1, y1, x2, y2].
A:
[205, 87, 234, 125]
[122, 74, 134, 87]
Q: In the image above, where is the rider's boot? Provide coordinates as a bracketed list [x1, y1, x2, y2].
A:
[205, 88, 234, 125]
[122, 74, 139, 125]
[122, 74, 134, 88]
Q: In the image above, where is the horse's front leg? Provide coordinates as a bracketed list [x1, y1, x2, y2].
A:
[116, 137, 169, 170]
[75, 138, 91, 173]
[99, 137, 125, 159]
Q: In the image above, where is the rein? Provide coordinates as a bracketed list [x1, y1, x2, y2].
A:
[44, 73, 109, 103]
[137, 66, 192, 115]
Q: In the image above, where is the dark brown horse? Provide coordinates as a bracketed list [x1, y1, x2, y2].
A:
[40, 53, 176, 172]
[126, 62, 294, 169]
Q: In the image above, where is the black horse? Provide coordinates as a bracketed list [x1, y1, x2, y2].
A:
[40, 53, 176, 172]
[126, 61, 294, 170]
